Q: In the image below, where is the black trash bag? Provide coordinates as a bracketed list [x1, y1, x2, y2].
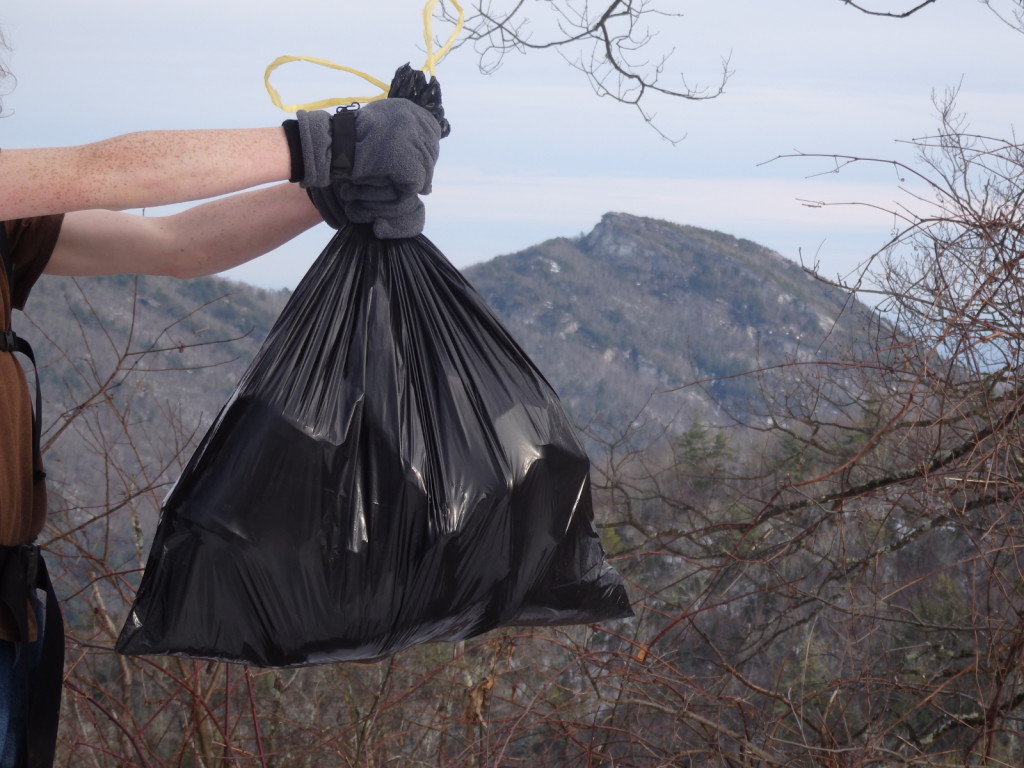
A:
[116, 225, 632, 666]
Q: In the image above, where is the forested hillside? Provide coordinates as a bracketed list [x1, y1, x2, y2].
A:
[19, 199, 1024, 765]
[25, 211, 881, 491]
[465, 212, 879, 433]
[24, 272, 288, 532]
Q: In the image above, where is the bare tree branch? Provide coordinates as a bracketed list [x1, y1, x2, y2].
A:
[837, 0, 938, 18]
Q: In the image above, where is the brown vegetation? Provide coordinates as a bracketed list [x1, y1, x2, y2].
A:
[27, 90, 1024, 766]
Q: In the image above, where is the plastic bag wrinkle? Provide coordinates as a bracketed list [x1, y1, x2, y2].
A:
[117, 225, 632, 667]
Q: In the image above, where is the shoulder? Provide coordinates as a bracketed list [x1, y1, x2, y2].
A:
[4, 215, 65, 253]
[3, 215, 65, 309]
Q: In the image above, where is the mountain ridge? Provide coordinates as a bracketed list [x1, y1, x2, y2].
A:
[20, 212, 879, 503]
[463, 212, 875, 433]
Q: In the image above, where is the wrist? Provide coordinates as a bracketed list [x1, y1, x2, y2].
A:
[281, 120, 304, 184]
[293, 110, 333, 188]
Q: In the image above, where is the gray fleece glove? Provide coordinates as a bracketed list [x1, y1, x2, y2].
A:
[343, 193, 425, 240]
[292, 109, 334, 189]
[347, 98, 440, 195]
[292, 98, 441, 238]
[308, 183, 426, 239]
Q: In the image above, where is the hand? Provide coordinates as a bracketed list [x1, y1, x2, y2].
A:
[347, 98, 441, 196]
[291, 99, 441, 191]
[287, 98, 442, 238]
[307, 186, 425, 239]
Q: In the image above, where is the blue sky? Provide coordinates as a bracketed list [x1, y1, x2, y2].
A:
[3, 0, 1021, 289]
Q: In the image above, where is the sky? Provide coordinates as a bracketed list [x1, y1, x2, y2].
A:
[2, 0, 1022, 289]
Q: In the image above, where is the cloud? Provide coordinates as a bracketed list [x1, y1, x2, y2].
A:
[5, 0, 1021, 292]
[431, 167, 899, 231]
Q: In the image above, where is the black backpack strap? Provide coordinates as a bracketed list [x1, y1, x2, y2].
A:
[27, 553, 65, 768]
[0, 545, 65, 768]
[0, 224, 45, 482]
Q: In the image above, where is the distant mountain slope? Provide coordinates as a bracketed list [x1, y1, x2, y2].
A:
[21, 273, 289, 506]
[24, 272, 287, 424]
[463, 212, 877, 431]
[17, 213, 880, 503]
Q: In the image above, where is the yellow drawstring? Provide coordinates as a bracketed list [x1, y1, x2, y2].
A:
[422, 0, 462, 78]
[265, 0, 463, 113]
[264, 57, 391, 112]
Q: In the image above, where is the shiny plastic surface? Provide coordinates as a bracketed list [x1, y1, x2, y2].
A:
[116, 226, 632, 666]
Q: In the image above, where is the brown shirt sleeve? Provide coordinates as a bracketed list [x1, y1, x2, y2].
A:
[4, 215, 65, 310]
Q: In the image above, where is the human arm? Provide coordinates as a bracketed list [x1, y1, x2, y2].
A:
[46, 182, 322, 279]
[5, 91, 441, 274]
[0, 127, 292, 221]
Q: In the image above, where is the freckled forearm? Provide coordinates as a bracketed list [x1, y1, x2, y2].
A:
[0, 127, 292, 220]
[48, 183, 322, 279]
[166, 183, 322, 278]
